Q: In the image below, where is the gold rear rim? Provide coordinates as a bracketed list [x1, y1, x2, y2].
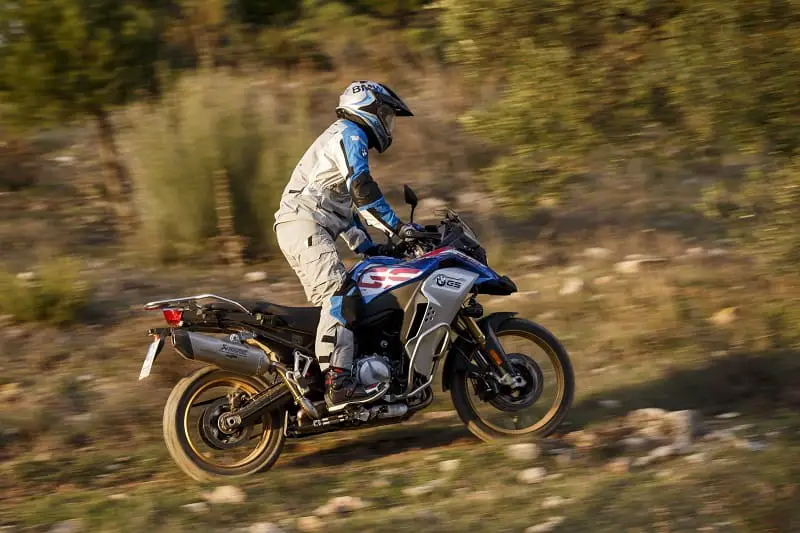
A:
[183, 377, 272, 469]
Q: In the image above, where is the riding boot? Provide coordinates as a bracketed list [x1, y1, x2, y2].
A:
[324, 367, 372, 408]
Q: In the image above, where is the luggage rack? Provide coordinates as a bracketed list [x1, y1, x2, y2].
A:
[143, 294, 251, 315]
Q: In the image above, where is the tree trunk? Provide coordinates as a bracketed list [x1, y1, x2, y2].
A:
[94, 108, 135, 226]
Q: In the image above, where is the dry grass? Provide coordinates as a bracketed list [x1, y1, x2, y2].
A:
[0, 257, 89, 324]
[121, 70, 313, 262]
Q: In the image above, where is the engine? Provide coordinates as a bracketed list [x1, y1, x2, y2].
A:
[355, 355, 393, 388]
[353, 312, 407, 393]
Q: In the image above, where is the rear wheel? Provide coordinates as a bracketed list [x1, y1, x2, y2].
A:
[450, 318, 574, 441]
[163, 367, 286, 481]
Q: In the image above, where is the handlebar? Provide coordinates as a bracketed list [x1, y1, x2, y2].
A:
[399, 228, 440, 240]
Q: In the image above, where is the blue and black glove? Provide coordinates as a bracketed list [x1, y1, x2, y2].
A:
[397, 222, 424, 239]
[363, 243, 395, 257]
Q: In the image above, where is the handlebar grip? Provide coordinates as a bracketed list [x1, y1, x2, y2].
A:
[403, 230, 439, 239]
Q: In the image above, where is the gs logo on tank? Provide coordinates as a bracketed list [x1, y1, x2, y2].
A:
[435, 275, 463, 290]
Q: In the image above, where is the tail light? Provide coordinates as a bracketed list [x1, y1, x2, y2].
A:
[162, 309, 184, 326]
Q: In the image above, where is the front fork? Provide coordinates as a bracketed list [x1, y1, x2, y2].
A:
[459, 316, 526, 389]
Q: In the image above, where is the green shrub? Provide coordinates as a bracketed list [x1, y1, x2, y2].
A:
[440, 0, 800, 214]
[0, 258, 89, 324]
[697, 158, 800, 269]
[121, 70, 312, 262]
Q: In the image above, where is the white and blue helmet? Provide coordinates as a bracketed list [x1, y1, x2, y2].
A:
[336, 81, 413, 153]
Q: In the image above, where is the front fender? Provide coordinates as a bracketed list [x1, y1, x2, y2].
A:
[441, 312, 518, 391]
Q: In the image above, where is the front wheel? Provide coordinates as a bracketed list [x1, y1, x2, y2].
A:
[163, 367, 286, 482]
[450, 318, 574, 441]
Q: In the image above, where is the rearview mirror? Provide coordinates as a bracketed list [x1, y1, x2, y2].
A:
[403, 184, 418, 208]
[403, 184, 418, 224]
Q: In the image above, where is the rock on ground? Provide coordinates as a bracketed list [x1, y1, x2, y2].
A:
[517, 467, 547, 484]
[716, 412, 741, 419]
[614, 260, 642, 274]
[439, 459, 461, 474]
[203, 485, 246, 505]
[598, 399, 621, 409]
[541, 496, 569, 509]
[666, 410, 705, 451]
[506, 442, 541, 461]
[16, 271, 36, 283]
[182, 502, 209, 513]
[314, 496, 370, 516]
[619, 436, 650, 453]
[633, 445, 675, 468]
[526, 516, 566, 533]
[559, 277, 584, 296]
[583, 247, 613, 260]
[244, 271, 268, 283]
[710, 307, 738, 326]
[248, 523, 284, 533]
[614, 257, 668, 274]
[520, 254, 545, 267]
[402, 480, 442, 497]
[568, 430, 598, 450]
[297, 516, 323, 532]
[686, 452, 708, 464]
[49, 520, 84, 533]
[593, 275, 615, 286]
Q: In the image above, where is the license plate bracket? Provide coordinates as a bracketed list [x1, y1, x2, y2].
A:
[139, 336, 165, 380]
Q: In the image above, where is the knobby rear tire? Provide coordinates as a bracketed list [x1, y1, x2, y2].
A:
[450, 318, 574, 442]
[163, 367, 286, 482]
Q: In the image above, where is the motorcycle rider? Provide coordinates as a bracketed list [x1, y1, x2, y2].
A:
[274, 80, 416, 408]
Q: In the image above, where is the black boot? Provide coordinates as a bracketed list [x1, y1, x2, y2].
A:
[325, 367, 371, 408]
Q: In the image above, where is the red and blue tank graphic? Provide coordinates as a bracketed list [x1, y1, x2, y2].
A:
[349, 246, 502, 303]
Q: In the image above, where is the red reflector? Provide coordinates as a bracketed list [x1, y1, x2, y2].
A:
[162, 309, 183, 326]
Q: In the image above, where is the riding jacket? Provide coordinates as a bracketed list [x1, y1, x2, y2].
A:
[274, 119, 401, 253]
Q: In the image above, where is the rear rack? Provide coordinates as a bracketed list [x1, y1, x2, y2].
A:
[143, 294, 251, 315]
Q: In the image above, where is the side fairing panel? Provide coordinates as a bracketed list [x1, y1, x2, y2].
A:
[406, 267, 479, 377]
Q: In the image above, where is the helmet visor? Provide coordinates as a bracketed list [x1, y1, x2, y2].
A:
[377, 104, 396, 135]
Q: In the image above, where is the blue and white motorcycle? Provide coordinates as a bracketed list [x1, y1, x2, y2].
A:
[140, 185, 574, 481]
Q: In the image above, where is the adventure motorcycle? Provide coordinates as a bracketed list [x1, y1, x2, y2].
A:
[140, 185, 574, 481]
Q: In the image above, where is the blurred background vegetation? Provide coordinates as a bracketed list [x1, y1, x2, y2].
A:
[2, 0, 798, 268]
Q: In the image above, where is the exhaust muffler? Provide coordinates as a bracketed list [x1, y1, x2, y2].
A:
[172, 330, 271, 376]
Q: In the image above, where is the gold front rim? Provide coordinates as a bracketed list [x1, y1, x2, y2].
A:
[465, 328, 566, 434]
[183, 377, 272, 469]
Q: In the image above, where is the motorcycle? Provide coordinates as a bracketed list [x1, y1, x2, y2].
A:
[140, 185, 574, 481]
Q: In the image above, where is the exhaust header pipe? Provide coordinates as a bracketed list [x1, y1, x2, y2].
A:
[172, 330, 272, 376]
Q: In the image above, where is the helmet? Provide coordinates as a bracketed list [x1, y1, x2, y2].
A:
[336, 81, 413, 153]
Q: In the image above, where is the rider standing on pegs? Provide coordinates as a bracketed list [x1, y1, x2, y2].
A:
[274, 81, 417, 409]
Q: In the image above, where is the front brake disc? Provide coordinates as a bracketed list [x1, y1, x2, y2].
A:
[488, 353, 544, 412]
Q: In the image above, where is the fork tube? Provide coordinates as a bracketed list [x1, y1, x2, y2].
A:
[460, 316, 487, 348]
[459, 315, 515, 376]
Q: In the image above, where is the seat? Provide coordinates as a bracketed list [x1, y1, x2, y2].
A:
[249, 302, 321, 332]
[203, 300, 320, 332]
